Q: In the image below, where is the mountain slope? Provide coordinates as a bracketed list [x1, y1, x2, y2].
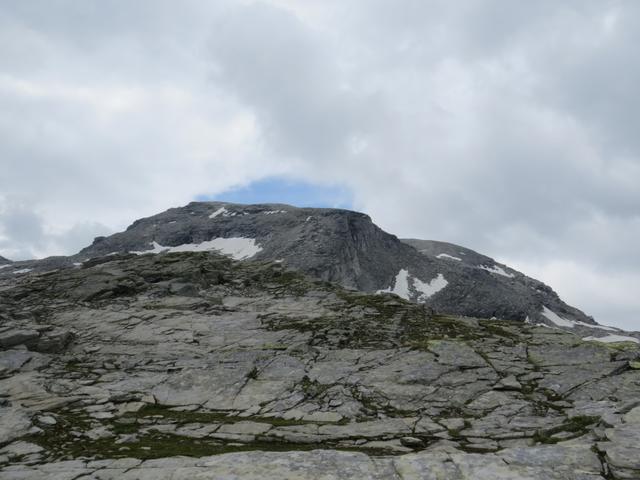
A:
[400, 238, 600, 328]
[69, 201, 593, 327]
[1, 250, 639, 478]
[0, 201, 613, 331]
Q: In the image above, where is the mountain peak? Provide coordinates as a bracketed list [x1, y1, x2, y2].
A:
[76, 202, 592, 325]
[0, 202, 625, 337]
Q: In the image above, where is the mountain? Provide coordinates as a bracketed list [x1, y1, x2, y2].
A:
[0, 202, 631, 340]
[0, 255, 11, 265]
[1, 248, 639, 478]
[75, 201, 595, 327]
[399, 238, 601, 328]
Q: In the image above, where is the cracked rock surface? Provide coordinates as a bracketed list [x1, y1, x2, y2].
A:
[1, 251, 639, 479]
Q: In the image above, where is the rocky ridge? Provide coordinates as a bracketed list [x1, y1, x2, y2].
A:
[1, 202, 627, 341]
[1, 250, 640, 479]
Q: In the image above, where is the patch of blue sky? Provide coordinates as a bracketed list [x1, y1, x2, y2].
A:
[197, 177, 353, 209]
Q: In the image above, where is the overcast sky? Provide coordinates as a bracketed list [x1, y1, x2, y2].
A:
[1, 1, 638, 330]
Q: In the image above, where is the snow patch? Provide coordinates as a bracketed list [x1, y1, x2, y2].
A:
[264, 210, 287, 215]
[479, 264, 515, 278]
[575, 321, 618, 331]
[132, 242, 167, 255]
[377, 269, 411, 300]
[540, 306, 617, 331]
[209, 207, 227, 219]
[413, 273, 448, 301]
[377, 269, 447, 301]
[437, 253, 462, 261]
[541, 306, 575, 328]
[305, 216, 312, 222]
[0, 264, 10, 270]
[209, 207, 241, 218]
[132, 238, 262, 260]
[13, 268, 32, 274]
[583, 334, 639, 344]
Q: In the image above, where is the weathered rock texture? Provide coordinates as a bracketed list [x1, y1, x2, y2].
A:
[1, 251, 639, 478]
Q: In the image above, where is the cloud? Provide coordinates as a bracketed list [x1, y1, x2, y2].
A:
[208, 2, 378, 164]
[0, 196, 111, 260]
[0, 0, 281, 256]
[0, 1, 638, 329]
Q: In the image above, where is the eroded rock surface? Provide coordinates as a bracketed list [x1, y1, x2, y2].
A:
[0, 251, 639, 478]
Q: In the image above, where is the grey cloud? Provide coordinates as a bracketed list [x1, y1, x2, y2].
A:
[55, 221, 113, 257]
[537, 7, 640, 156]
[0, 198, 111, 260]
[0, 202, 44, 246]
[0, 0, 278, 259]
[208, 2, 379, 162]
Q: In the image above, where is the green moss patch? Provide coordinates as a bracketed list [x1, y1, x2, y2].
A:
[533, 415, 599, 444]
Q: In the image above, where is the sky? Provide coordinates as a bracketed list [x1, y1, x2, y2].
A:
[0, 1, 638, 330]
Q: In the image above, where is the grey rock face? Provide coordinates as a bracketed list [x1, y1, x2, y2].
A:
[0, 251, 639, 478]
[0, 328, 73, 354]
[0, 446, 607, 479]
[0, 202, 606, 331]
[0, 330, 39, 350]
[401, 238, 603, 329]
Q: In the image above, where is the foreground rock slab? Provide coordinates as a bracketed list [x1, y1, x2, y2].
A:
[1, 445, 604, 480]
[0, 251, 639, 479]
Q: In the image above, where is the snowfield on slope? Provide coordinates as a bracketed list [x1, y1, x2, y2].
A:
[479, 264, 515, 278]
[583, 334, 639, 344]
[377, 269, 411, 300]
[542, 306, 619, 331]
[209, 207, 228, 219]
[132, 238, 262, 260]
[377, 269, 448, 301]
[436, 253, 462, 261]
[12, 268, 33, 274]
[541, 306, 575, 328]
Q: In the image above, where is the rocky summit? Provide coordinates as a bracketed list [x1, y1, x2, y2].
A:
[1, 203, 640, 479]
